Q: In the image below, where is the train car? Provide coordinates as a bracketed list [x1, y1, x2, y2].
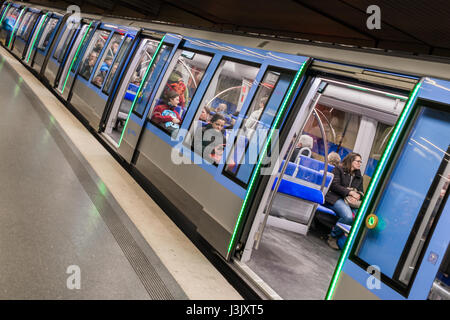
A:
[0, 1, 448, 300]
[330, 78, 449, 300]
[0, 1, 22, 47]
[9, 5, 40, 59]
[27, 9, 65, 74]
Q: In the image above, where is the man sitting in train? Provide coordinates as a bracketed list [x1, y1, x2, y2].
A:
[289, 134, 314, 162]
[151, 90, 182, 133]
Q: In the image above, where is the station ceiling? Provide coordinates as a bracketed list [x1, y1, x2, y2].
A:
[27, 0, 450, 59]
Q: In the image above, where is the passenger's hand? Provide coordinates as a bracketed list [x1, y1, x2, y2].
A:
[172, 118, 181, 124]
[349, 191, 360, 200]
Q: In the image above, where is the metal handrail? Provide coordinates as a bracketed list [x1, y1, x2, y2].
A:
[254, 92, 321, 250]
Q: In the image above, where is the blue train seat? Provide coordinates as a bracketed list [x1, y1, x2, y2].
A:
[271, 177, 325, 204]
[269, 160, 335, 234]
[124, 83, 139, 101]
[278, 160, 298, 176]
[295, 164, 333, 186]
[298, 155, 335, 173]
[316, 204, 336, 216]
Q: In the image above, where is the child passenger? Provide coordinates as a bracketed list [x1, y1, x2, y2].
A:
[151, 90, 182, 133]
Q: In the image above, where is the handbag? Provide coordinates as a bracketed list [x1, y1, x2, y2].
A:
[344, 175, 363, 209]
[345, 193, 362, 209]
[345, 187, 363, 209]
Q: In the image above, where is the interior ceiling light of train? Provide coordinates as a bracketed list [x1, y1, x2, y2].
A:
[28, 0, 450, 60]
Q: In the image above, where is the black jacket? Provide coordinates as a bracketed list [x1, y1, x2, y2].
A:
[325, 165, 364, 205]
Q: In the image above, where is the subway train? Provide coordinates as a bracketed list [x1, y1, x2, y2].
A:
[0, 1, 448, 300]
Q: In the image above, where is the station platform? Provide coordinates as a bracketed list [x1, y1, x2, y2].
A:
[0, 47, 242, 300]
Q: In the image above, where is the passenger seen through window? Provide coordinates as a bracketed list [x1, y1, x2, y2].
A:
[77, 29, 110, 80]
[91, 35, 124, 87]
[148, 49, 212, 134]
[151, 90, 182, 134]
[186, 59, 259, 165]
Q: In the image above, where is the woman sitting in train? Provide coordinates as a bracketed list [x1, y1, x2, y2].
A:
[324, 152, 364, 250]
[151, 90, 182, 133]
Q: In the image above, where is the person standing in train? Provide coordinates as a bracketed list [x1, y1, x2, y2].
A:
[324, 152, 364, 250]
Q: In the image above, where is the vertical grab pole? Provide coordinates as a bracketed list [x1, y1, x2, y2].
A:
[253, 90, 322, 250]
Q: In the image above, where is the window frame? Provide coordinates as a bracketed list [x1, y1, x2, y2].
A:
[131, 40, 173, 119]
[183, 56, 262, 168]
[36, 15, 60, 52]
[90, 31, 125, 89]
[222, 67, 295, 187]
[76, 27, 111, 82]
[146, 46, 214, 136]
[102, 34, 134, 95]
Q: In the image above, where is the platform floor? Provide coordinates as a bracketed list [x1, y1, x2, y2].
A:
[0, 49, 241, 300]
[246, 224, 340, 300]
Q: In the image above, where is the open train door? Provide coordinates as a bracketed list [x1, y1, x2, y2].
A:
[330, 77, 450, 300]
[102, 31, 179, 161]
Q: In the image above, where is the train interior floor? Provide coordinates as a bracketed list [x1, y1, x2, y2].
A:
[0, 47, 241, 300]
[246, 223, 340, 300]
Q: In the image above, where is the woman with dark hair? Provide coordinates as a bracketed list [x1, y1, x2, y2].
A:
[324, 152, 364, 250]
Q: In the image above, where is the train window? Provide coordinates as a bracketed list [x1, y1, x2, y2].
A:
[186, 59, 260, 166]
[148, 49, 212, 135]
[129, 41, 172, 117]
[22, 12, 38, 42]
[352, 103, 450, 294]
[224, 69, 294, 182]
[363, 122, 393, 190]
[303, 104, 361, 162]
[16, 11, 31, 38]
[71, 26, 94, 74]
[53, 21, 79, 63]
[77, 29, 111, 81]
[91, 33, 124, 88]
[37, 17, 58, 51]
[4, 7, 19, 32]
[103, 35, 133, 95]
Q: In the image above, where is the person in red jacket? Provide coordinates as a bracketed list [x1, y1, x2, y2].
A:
[151, 90, 182, 133]
[166, 70, 188, 108]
